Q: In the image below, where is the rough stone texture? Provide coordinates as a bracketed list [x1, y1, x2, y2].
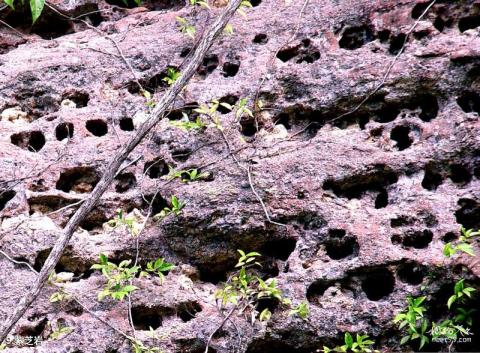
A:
[1, 0, 480, 352]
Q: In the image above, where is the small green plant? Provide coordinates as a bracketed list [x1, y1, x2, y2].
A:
[322, 332, 378, 353]
[447, 279, 476, 309]
[176, 16, 196, 39]
[223, 23, 234, 35]
[394, 296, 429, 349]
[235, 97, 254, 119]
[49, 325, 74, 340]
[106, 209, 144, 237]
[169, 113, 207, 131]
[142, 90, 156, 108]
[194, 100, 232, 130]
[91, 254, 139, 301]
[153, 195, 185, 220]
[162, 68, 181, 86]
[215, 250, 307, 323]
[4, 0, 45, 23]
[190, 0, 209, 8]
[443, 227, 479, 257]
[237, 0, 252, 18]
[289, 301, 309, 320]
[132, 339, 162, 353]
[140, 258, 175, 283]
[165, 166, 208, 182]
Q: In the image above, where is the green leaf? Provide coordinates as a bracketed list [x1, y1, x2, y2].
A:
[344, 332, 353, 348]
[4, 0, 14, 9]
[447, 295, 456, 309]
[30, 0, 45, 23]
[457, 243, 475, 256]
[400, 336, 410, 345]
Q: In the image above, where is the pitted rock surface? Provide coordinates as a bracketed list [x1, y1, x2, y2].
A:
[1, 0, 480, 352]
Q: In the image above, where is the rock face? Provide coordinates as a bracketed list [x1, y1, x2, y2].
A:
[1, 0, 480, 352]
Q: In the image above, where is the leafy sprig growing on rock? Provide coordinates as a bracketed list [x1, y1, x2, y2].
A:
[165, 166, 209, 182]
[322, 332, 378, 353]
[140, 258, 175, 283]
[162, 68, 181, 85]
[394, 296, 429, 349]
[4, 0, 45, 23]
[91, 254, 140, 301]
[91, 254, 174, 300]
[169, 113, 207, 131]
[153, 195, 185, 220]
[215, 250, 308, 323]
[443, 227, 479, 257]
[190, 0, 209, 8]
[106, 209, 144, 236]
[176, 16, 196, 39]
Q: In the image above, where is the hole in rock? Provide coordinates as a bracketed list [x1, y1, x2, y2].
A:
[143, 193, 169, 214]
[28, 194, 79, 215]
[114, 172, 137, 193]
[180, 47, 191, 57]
[86, 119, 108, 136]
[240, 118, 258, 137]
[323, 164, 398, 200]
[373, 104, 400, 123]
[55, 122, 74, 141]
[256, 297, 279, 315]
[389, 33, 407, 55]
[390, 216, 415, 227]
[397, 262, 425, 285]
[449, 163, 472, 184]
[79, 209, 108, 231]
[421, 163, 443, 190]
[34, 247, 91, 277]
[144, 158, 169, 179]
[375, 189, 389, 209]
[411, 2, 431, 19]
[339, 25, 374, 50]
[0, 190, 16, 211]
[246, 338, 312, 353]
[132, 306, 168, 330]
[10, 131, 46, 152]
[62, 91, 89, 108]
[417, 94, 439, 122]
[171, 149, 191, 162]
[222, 62, 240, 77]
[176, 339, 217, 353]
[306, 279, 334, 301]
[197, 54, 219, 77]
[442, 232, 458, 243]
[178, 302, 202, 322]
[260, 238, 297, 261]
[361, 268, 395, 301]
[276, 46, 300, 62]
[56, 166, 100, 193]
[433, 16, 445, 32]
[217, 95, 238, 114]
[378, 29, 391, 42]
[253, 33, 268, 44]
[455, 198, 480, 229]
[457, 91, 480, 114]
[105, 0, 182, 10]
[119, 117, 134, 131]
[402, 229, 433, 249]
[250, 0, 261, 6]
[390, 125, 412, 150]
[4, 6, 72, 40]
[325, 233, 359, 260]
[459, 15, 480, 32]
[15, 317, 48, 337]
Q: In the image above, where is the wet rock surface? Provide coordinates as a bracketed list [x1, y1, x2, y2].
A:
[1, 0, 480, 352]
